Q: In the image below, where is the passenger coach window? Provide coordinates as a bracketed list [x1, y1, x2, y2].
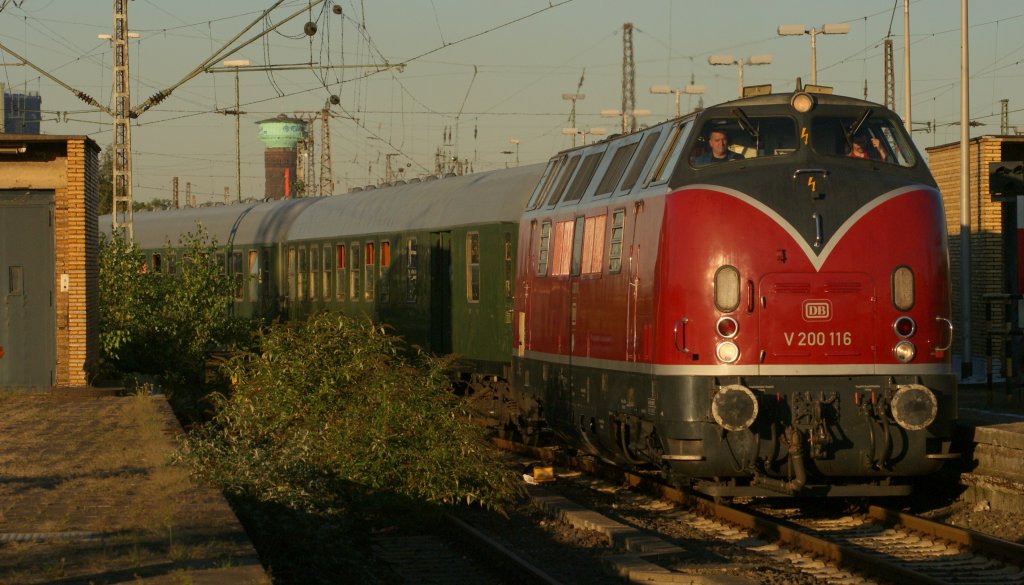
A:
[690, 117, 797, 166]
[248, 250, 259, 301]
[364, 242, 376, 302]
[322, 244, 332, 300]
[810, 114, 916, 167]
[297, 247, 307, 301]
[467, 233, 480, 302]
[232, 251, 244, 301]
[335, 244, 346, 301]
[349, 243, 360, 301]
[380, 241, 391, 304]
[310, 246, 320, 300]
[287, 247, 296, 300]
[406, 238, 418, 303]
[619, 132, 661, 193]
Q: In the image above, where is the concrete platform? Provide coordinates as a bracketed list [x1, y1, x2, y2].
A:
[955, 386, 1024, 513]
[0, 390, 270, 585]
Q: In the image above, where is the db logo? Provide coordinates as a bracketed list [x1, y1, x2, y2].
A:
[802, 300, 832, 321]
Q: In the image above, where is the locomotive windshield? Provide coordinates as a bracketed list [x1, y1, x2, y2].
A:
[809, 112, 916, 167]
[689, 116, 798, 167]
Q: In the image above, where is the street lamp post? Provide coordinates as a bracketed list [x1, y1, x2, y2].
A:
[599, 109, 651, 134]
[777, 23, 849, 85]
[223, 59, 250, 202]
[509, 138, 520, 166]
[561, 127, 607, 146]
[649, 83, 705, 117]
[708, 55, 772, 98]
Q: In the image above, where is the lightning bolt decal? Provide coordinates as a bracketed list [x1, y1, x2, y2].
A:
[807, 176, 816, 191]
[800, 127, 809, 144]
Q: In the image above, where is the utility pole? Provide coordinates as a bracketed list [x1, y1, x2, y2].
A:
[883, 39, 895, 111]
[111, 0, 134, 240]
[1001, 99, 1010, 134]
[622, 23, 637, 133]
[172, 177, 179, 209]
[223, 59, 249, 202]
[320, 106, 334, 195]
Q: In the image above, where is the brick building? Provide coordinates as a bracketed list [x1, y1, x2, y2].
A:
[926, 135, 1024, 376]
[0, 134, 100, 388]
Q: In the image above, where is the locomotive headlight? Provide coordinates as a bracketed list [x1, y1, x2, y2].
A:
[890, 384, 938, 430]
[712, 384, 759, 431]
[716, 341, 740, 363]
[893, 340, 916, 363]
[791, 92, 816, 113]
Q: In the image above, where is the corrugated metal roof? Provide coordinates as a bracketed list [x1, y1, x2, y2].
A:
[287, 164, 543, 241]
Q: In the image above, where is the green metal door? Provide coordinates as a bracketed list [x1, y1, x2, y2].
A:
[430, 231, 452, 355]
[0, 191, 55, 388]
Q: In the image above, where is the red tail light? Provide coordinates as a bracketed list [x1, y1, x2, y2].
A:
[894, 316, 916, 338]
[716, 316, 739, 338]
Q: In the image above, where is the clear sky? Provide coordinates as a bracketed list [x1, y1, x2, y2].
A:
[1, 0, 1021, 204]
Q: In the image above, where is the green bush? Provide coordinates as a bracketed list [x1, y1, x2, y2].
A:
[179, 313, 523, 519]
[97, 228, 253, 388]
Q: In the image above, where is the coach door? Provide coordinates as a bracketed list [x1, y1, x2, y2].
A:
[0, 191, 55, 388]
[429, 231, 452, 355]
[625, 201, 643, 361]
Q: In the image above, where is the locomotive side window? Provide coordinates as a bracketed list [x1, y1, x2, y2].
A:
[618, 131, 662, 194]
[608, 210, 625, 273]
[467, 232, 480, 302]
[528, 157, 563, 210]
[380, 240, 391, 304]
[809, 114, 916, 167]
[551, 220, 575, 276]
[537, 221, 552, 276]
[546, 155, 580, 207]
[563, 151, 604, 203]
[690, 117, 797, 166]
[570, 216, 585, 276]
[581, 214, 607, 275]
[364, 242, 376, 302]
[647, 120, 693, 185]
[335, 244, 346, 301]
[406, 238, 418, 303]
[594, 138, 640, 198]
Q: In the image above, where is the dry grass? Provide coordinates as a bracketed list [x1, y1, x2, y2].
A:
[0, 390, 268, 585]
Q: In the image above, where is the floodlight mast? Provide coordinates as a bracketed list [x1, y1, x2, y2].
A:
[649, 83, 705, 117]
[708, 55, 772, 98]
[777, 23, 849, 85]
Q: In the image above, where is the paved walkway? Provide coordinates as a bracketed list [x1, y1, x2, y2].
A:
[0, 389, 270, 585]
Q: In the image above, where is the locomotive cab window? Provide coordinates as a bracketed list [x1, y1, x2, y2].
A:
[689, 116, 797, 167]
[528, 157, 563, 210]
[810, 113, 916, 167]
[546, 154, 580, 207]
[647, 120, 693, 186]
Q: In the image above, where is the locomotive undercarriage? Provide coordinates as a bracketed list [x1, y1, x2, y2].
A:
[510, 356, 959, 497]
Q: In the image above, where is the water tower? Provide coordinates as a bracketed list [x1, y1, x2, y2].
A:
[256, 115, 306, 199]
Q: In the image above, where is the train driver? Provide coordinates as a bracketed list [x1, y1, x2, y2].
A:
[849, 135, 887, 161]
[693, 129, 743, 165]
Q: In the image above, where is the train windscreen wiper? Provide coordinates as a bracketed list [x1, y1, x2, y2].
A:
[731, 108, 760, 142]
[845, 108, 873, 145]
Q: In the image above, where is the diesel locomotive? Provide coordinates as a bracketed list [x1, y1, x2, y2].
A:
[108, 87, 958, 497]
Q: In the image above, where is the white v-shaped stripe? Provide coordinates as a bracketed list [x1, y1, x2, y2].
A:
[684, 183, 939, 271]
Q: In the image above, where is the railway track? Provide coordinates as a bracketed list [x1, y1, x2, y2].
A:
[497, 439, 1024, 584]
[371, 512, 566, 584]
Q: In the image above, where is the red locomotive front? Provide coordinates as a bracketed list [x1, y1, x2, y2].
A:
[510, 89, 957, 497]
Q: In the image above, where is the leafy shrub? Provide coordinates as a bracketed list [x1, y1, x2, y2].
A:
[98, 228, 253, 390]
[179, 313, 522, 519]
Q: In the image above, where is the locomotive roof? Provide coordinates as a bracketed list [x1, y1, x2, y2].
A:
[287, 163, 544, 241]
[101, 197, 321, 250]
